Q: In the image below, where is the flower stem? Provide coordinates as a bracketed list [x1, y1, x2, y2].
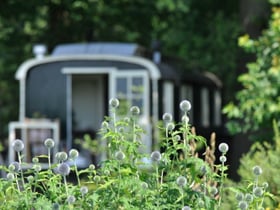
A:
[17, 151, 25, 188]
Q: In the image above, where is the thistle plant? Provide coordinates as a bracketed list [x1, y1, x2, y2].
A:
[44, 138, 55, 169]
[69, 148, 80, 186]
[0, 99, 276, 209]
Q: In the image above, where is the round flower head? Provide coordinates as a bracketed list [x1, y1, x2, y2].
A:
[69, 149, 79, 160]
[174, 135, 181, 141]
[44, 138, 55, 148]
[210, 186, 218, 196]
[27, 175, 34, 183]
[181, 115, 190, 124]
[9, 161, 20, 173]
[12, 139, 24, 152]
[32, 157, 39, 163]
[262, 182, 269, 189]
[151, 151, 162, 162]
[67, 195, 76, 204]
[56, 151, 68, 162]
[162, 113, 173, 122]
[180, 100, 192, 112]
[6, 172, 15, 181]
[94, 175, 101, 182]
[89, 164, 95, 171]
[57, 162, 70, 176]
[141, 182, 148, 189]
[130, 106, 140, 116]
[101, 121, 109, 129]
[109, 98, 119, 108]
[33, 164, 42, 172]
[238, 201, 248, 210]
[166, 122, 175, 131]
[218, 142, 229, 153]
[253, 187, 263, 197]
[245, 193, 253, 203]
[104, 170, 110, 176]
[182, 206, 191, 210]
[115, 151, 125, 161]
[252, 165, 262, 176]
[80, 186, 88, 196]
[200, 165, 207, 175]
[52, 203, 60, 210]
[219, 155, 227, 163]
[176, 176, 187, 187]
[235, 192, 244, 201]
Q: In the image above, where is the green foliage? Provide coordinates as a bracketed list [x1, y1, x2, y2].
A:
[223, 4, 280, 141]
[1, 99, 270, 209]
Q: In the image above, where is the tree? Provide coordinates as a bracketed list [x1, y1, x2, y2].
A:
[223, 0, 280, 142]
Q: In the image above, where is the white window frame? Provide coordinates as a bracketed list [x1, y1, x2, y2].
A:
[201, 87, 210, 127]
[163, 81, 174, 117]
[213, 90, 222, 126]
[9, 120, 60, 169]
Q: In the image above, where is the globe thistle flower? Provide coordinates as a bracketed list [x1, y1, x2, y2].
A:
[9, 161, 20, 173]
[166, 122, 175, 131]
[210, 186, 218, 196]
[130, 106, 140, 116]
[174, 135, 181, 141]
[109, 98, 119, 108]
[69, 149, 79, 160]
[94, 175, 101, 183]
[200, 165, 207, 175]
[252, 165, 262, 176]
[44, 138, 55, 148]
[12, 139, 24, 152]
[181, 115, 189, 124]
[80, 186, 88, 196]
[27, 175, 34, 183]
[219, 155, 227, 163]
[218, 143, 229, 153]
[6, 172, 15, 181]
[235, 192, 244, 201]
[162, 113, 172, 122]
[89, 164, 95, 171]
[176, 176, 187, 187]
[253, 187, 263, 197]
[52, 203, 60, 210]
[101, 121, 109, 129]
[32, 157, 39, 163]
[57, 162, 70, 176]
[180, 100, 192, 112]
[104, 170, 110, 176]
[182, 206, 191, 210]
[245, 193, 253, 203]
[118, 127, 125, 133]
[141, 182, 148, 189]
[33, 164, 42, 172]
[151, 151, 161, 162]
[67, 195, 76, 204]
[115, 151, 125, 161]
[55, 151, 68, 162]
[238, 201, 248, 210]
[262, 182, 269, 189]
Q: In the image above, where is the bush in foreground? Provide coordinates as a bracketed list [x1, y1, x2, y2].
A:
[0, 99, 275, 209]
